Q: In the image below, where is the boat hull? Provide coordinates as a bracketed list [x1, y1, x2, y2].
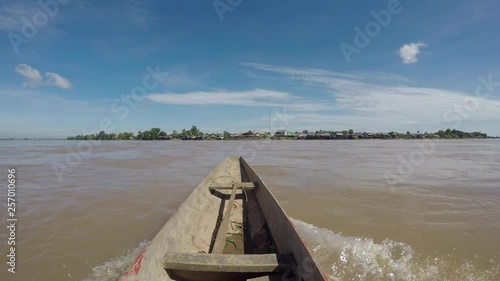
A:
[121, 156, 327, 281]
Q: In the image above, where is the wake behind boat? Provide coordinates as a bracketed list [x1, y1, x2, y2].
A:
[121, 156, 327, 281]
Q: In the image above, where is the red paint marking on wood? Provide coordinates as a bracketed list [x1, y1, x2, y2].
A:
[121, 249, 146, 280]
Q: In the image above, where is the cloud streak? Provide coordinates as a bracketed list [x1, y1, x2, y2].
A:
[0, 3, 39, 31]
[123, 0, 157, 28]
[147, 89, 333, 111]
[243, 63, 500, 133]
[144, 62, 500, 134]
[148, 89, 290, 106]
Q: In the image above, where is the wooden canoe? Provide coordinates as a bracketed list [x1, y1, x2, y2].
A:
[121, 156, 328, 281]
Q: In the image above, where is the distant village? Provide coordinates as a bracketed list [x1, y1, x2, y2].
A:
[65, 126, 490, 141]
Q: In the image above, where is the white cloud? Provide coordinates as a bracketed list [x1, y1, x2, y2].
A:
[45, 72, 73, 89]
[144, 62, 500, 135]
[15, 64, 43, 88]
[147, 89, 333, 111]
[15, 64, 73, 90]
[243, 63, 500, 134]
[148, 89, 289, 106]
[242, 62, 413, 84]
[398, 42, 427, 64]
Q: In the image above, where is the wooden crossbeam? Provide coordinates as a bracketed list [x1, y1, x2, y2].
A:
[163, 253, 292, 273]
[212, 183, 238, 254]
[209, 182, 255, 192]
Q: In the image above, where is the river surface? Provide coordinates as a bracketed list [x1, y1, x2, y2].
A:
[0, 140, 499, 281]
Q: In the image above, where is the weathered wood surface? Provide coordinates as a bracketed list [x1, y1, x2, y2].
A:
[212, 183, 238, 254]
[120, 156, 327, 281]
[163, 252, 292, 273]
[121, 156, 242, 281]
[209, 182, 255, 191]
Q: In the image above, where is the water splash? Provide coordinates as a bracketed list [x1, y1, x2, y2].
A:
[82, 221, 499, 281]
[83, 240, 149, 281]
[292, 219, 500, 281]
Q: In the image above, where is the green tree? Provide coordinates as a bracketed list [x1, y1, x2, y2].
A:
[120, 132, 134, 140]
[149, 128, 161, 140]
[190, 125, 200, 136]
[97, 131, 105, 140]
[137, 130, 150, 140]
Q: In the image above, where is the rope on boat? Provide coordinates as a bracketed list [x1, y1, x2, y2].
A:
[242, 185, 248, 203]
[225, 238, 238, 254]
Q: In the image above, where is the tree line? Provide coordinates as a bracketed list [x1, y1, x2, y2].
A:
[436, 129, 487, 139]
[67, 125, 204, 140]
[67, 126, 488, 140]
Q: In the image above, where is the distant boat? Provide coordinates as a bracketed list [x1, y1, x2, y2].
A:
[121, 156, 327, 281]
[181, 135, 204, 140]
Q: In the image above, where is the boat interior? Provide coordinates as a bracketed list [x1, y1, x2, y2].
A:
[162, 157, 302, 281]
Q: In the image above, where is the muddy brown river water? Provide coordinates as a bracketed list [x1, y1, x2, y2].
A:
[0, 140, 499, 281]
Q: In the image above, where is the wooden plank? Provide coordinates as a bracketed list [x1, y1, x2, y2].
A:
[163, 253, 292, 273]
[212, 183, 238, 253]
[209, 182, 254, 191]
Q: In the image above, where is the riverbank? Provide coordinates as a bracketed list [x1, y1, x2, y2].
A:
[62, 127, 492, 141]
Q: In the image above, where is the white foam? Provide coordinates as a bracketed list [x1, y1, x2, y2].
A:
[82, 221, 499, 281]
[291, 219, 499, 281]
[83, 240, 149, 281]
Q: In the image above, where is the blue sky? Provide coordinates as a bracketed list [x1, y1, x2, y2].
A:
[1, 0, 499, 138]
